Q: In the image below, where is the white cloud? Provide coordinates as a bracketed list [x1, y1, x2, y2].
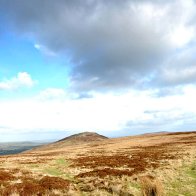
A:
[34, 44, 57, 56]
[167, 0, 195, 48]
[0, 72, 36, 90]
[1, 1, 196, 141]
[2, 0, 196, 91]
[170, 25, 194, 47]
[37, 88, 67, 100]
[0, 87, 196, 138]
[161, 66, 196, 86]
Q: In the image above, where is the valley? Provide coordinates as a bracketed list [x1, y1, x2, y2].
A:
[0, 142, 45, 156]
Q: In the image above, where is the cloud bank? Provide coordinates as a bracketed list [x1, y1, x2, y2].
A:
[0, 85, 196, 140]
[0, 0, 196, 141]
[1, 0, 196, 92]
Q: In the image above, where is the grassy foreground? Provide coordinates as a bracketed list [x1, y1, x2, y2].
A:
[0, 131, 195, 195]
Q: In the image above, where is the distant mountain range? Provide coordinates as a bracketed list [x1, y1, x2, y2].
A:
[0, 142, 46, 155]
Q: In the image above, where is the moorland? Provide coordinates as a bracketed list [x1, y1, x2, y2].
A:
[0, 131, 195, 195]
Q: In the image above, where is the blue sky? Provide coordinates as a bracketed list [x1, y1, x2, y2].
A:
[0, 0, 196, 141]
[0, 32, 70, 99]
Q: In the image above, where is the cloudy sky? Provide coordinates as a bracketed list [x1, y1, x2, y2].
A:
[0, 0, 196, 141]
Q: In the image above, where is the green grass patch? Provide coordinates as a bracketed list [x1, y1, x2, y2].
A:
[44, 167, 63, 176]
[166, 161, 196, 196]
[186, 162, 196, 179]
[43, 157, 74, 180]
[55, 158, 69, 167]
[128, 181, 141, 190]
[43, 166, 75, 181]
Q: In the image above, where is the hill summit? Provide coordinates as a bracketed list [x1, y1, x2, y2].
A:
[58, 132, 108, 143]
[30, 132, 109, 151]
[34, 132, 108, 151]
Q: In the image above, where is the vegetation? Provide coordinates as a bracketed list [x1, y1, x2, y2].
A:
[165, 161, 196, 196]
[0, 131, 195, 195]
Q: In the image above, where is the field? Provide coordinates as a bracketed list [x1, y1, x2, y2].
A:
[0, 131, 195, 195]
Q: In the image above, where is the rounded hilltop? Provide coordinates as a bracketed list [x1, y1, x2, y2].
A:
[58, 131, 108, 143]
[33, 132, 108, 151]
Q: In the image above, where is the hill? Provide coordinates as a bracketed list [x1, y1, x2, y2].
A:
[34, 131, 108, 151]
[58, 131, 108, 143]
[0, 131, 195, 195]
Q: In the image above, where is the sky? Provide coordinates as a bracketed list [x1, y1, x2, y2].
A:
[0, 0, 196, 141]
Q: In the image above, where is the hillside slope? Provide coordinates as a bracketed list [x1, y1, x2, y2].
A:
[0, 131, 195, 195]
[33, 132, 108, 151]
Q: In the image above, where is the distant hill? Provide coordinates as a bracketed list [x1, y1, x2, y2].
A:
[33, 132, 108, 151]
[0, 142, 45, 155]
[57, 132, 108, 143]
[141, 131, 169, 136]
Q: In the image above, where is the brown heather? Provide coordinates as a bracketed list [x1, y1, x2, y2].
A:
[0, 131, 195, 195]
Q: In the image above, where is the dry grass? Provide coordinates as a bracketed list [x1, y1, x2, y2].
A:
[0, 131, 195, 195]
[139, 175, 163, 196]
